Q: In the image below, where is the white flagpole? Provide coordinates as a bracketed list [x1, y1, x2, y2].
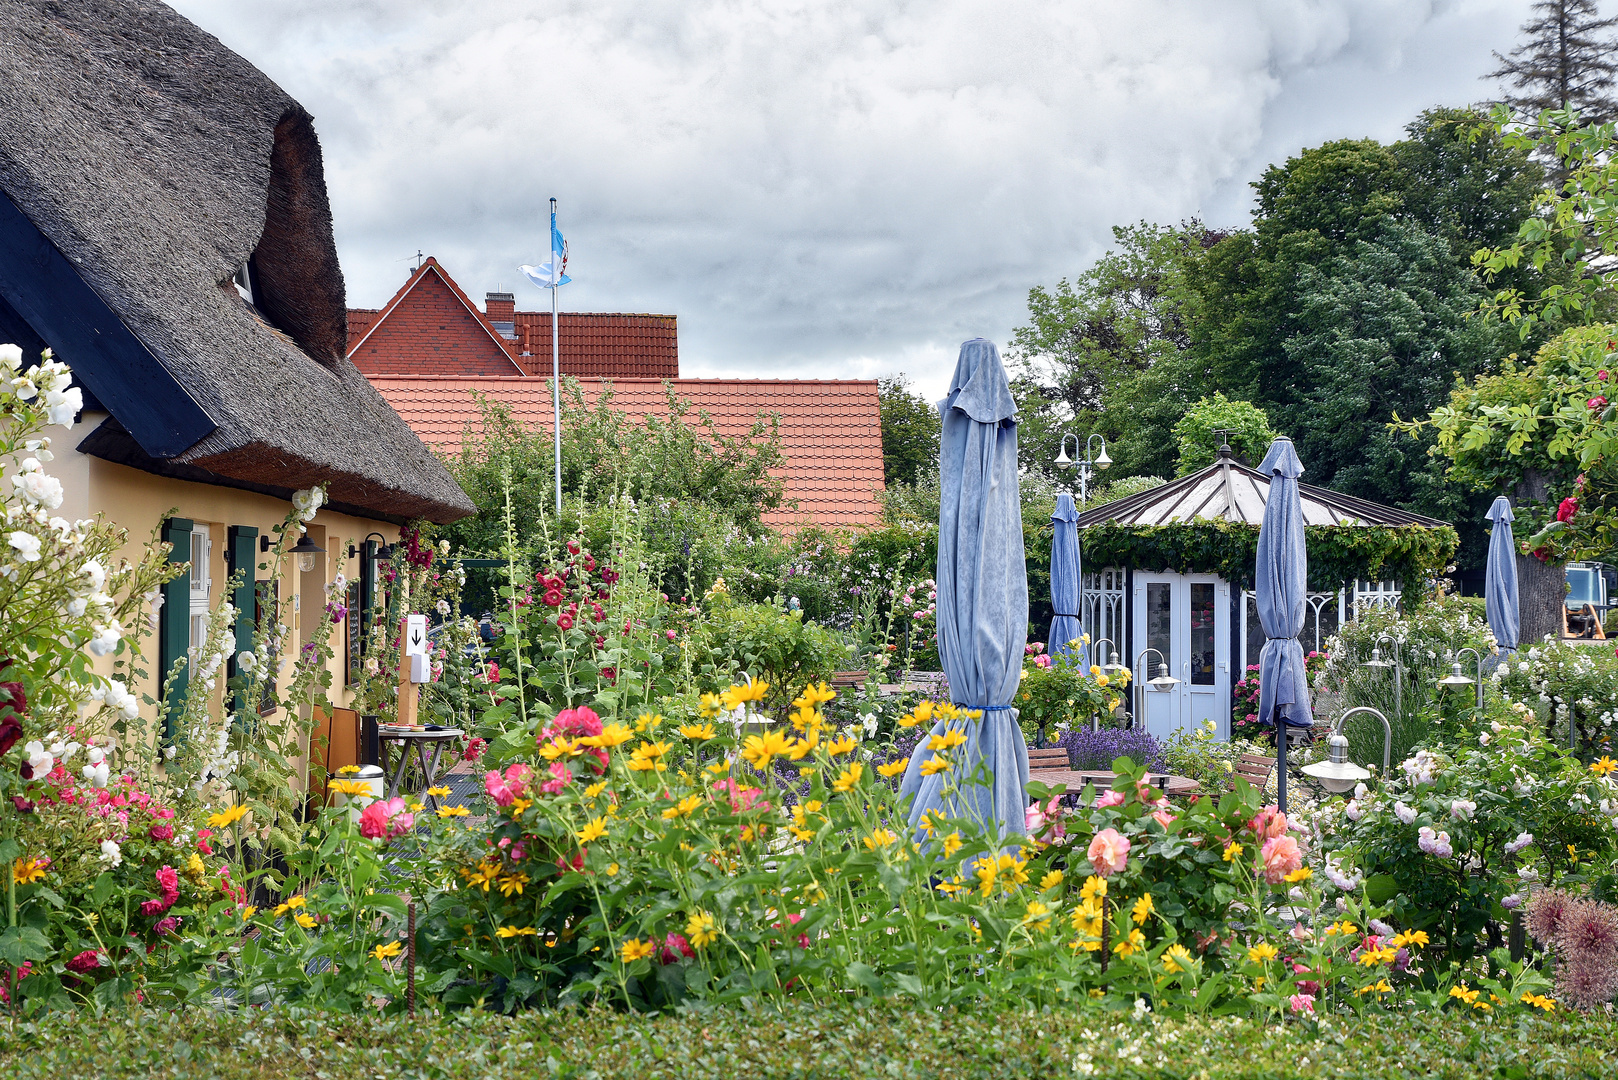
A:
[550, 196, 562, 517]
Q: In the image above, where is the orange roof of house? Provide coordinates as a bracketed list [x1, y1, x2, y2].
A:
[369, 375, 885, 529]
[347, 257, 678, 379]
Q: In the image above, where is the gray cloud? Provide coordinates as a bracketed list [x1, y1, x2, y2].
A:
[168, 0, 1529, 400]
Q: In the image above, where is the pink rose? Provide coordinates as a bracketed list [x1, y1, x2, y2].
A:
[148, 824, 174, 842]
[484, 764, 532, 806]
[1025, 797, 1066, 839]
[1087, 827, 1131, 877]
[1249, 805, 1288, 839]
[358, 799, 391, 838]
[1260, 834, 1302, 884]
[1094, 789, 1126, 808]
[1288, 993, 1315, 1017]
[1152, 808, 1177, 829]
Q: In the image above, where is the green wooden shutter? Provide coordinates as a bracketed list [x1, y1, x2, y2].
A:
[159, 518, 193, 741]
[226, 525, 258, 714]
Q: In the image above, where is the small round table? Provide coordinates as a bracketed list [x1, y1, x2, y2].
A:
[377, 727, 464, 809]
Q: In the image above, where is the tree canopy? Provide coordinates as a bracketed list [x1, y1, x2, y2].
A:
[1010, 108, 1546, 572]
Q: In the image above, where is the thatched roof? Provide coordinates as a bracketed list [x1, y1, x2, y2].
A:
[0, 0, 473, 524]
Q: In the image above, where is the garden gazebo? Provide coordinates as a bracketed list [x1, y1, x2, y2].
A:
[1072, 442, 1454, 743]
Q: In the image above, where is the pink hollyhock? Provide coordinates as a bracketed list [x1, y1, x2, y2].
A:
[537, 761, 571, 795]
[557, 614, 575, 631]
[1288, 993, 1315, 1017]
[1248, 805, 1289, 839]
[1260, 834, 1303, 883]
[713, 777, 768, 813]
[1088, 827, 1131, 877]
[65, 950, 100, 974]
[462, 736, 488, 761]
[544, 589, 564, 607]
[547, 706, 602, 741]
[484, 763, 533, 806]
[660, 932, 695, 963]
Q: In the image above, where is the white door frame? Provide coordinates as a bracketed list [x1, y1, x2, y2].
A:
[1131, 572, 1231, 742]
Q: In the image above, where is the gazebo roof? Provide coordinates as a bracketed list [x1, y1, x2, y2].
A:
[1073, 445, 1446, 529]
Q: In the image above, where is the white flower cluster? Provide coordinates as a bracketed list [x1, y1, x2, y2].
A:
[291, 486, 325, 522]
[89, 678, 141, 721]
[1401, 750, 1442, 786]
[194, 719, 240, 793]
[2, 344, 82, 429]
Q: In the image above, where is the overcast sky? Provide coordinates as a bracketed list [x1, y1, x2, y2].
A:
[170, 0, 1538, 400]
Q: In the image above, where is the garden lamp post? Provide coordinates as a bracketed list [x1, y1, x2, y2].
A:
[1436, 647, 1484, 712]
[1301, 706, 1388, 793]
[1132, 647, 1179, 731]
[1056, 432, 1111, 507]
[1361, 633, 1402, 724]
[1090, 637, 1125, 673]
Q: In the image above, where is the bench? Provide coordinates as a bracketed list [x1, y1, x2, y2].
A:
[1027, 746, 1071, 770]
[1231, 753, 1275, 793]
[829, 670, 871, 690]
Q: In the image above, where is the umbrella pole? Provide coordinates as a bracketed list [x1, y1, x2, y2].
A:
[1276, 720, 1287, 814]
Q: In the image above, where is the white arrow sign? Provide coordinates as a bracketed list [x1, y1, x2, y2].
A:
[404, 614, 429, 657]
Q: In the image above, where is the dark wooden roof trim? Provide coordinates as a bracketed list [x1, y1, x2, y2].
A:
[0, 187, 214, 457]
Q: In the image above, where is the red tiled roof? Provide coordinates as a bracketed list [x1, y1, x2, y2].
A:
[368, 375, 885, 529]
[346, 257, 678, 379]
[348, 259, 523, 376]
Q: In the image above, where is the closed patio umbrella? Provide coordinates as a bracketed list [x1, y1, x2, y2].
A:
[899, 338, 1030, 838]
[1485, 496, 1519, 668]
[1254, 437, 1313, 813]
[1049, 492, 1084, 672]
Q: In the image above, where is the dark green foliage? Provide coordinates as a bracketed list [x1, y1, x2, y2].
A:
[5, 1005, 1618, 1079]
[1077, 521, 1458, 593]
[1171, 393, 1276, 474]
[442, 383, 787, 558]
[1012, 109, 1547, 576]
[877, 374, 940, 488]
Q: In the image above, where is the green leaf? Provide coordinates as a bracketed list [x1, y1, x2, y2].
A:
[0, 925, 52, 966]
[1364, 874, 1400, 905]
[845, 960, 887, 997]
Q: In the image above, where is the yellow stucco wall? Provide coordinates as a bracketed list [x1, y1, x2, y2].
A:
[60, 413, 402, 780]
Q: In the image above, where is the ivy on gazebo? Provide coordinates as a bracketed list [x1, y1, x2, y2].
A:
[1078, 519, 1458, 594]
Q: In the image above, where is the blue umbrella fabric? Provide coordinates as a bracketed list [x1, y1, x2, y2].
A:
[1254, 436, 1313, 812]
[1049, 492, 1084, 669]
[899, 338, 1030, 839]
[1485, 496, 1519, 667]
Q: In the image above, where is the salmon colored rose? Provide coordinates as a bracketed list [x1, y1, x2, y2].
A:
[1087, 827, 1131, 877]
[1261, 834, 1303, 884]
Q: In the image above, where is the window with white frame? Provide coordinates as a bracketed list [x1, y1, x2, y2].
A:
[189, 524, 212, 660]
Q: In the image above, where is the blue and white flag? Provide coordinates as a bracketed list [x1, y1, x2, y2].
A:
[519, 208, 571, 289]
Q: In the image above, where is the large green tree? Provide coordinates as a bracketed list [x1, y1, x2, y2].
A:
[877, 374, 940, 488]
[1011, 109, 1547, 572]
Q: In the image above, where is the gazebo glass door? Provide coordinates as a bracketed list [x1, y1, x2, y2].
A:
[1131, 573, 1231, 742]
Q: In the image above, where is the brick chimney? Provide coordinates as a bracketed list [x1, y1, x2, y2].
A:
[485, 292, 517, 339]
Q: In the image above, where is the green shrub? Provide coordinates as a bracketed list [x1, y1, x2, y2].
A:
[697, 597, 846, 715]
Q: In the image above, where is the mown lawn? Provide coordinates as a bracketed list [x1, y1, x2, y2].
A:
[2, 1003, 1613, 1079]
